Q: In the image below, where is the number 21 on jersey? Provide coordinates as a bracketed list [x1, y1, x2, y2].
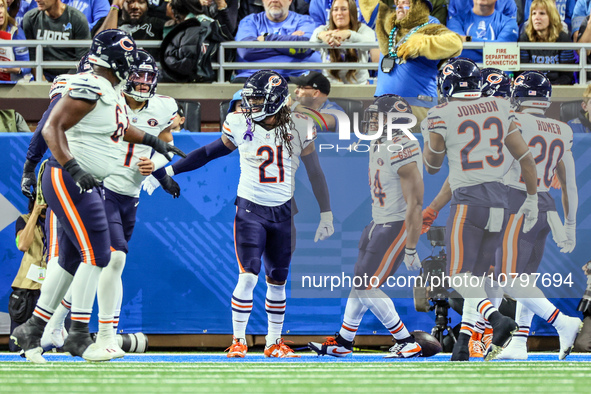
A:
[258, 145, 285, 183]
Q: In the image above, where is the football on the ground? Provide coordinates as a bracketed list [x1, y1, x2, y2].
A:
[411, 330, 443, 357]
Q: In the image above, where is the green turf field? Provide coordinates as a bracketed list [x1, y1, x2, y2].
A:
[1, 354, 591, 393]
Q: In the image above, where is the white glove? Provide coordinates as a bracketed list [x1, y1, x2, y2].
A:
[141, 175, 160, 196]
[314, 211, 334, 242]
[404, 247, 421, 271]
[560, 220, 576, 253]
[516, 193, 538, 233]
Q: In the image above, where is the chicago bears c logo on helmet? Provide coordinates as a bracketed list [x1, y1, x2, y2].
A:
[442, 64, 454, 76]
[394, 101, 410, 112]
[514, 75, 525, 86]
[268, 76, 282, 86]
[486, 73, 503, 84]
[118, 37, 135, 51]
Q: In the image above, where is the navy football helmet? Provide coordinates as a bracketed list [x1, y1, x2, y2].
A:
[438, 58, 482, 99]
[362, 94, 413, 135]
[511, 71, 552, 109]
[481, 68, 511, 98]
[124, 50, 159, 102]
[77, 53, 92, 73]
[88, 29, 137, 82]
[241, 70, 289, 121]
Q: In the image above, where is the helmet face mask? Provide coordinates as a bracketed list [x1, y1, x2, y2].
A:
[124, 50, 158, 102]
[242, 70, 289, 122]
[438, 58, 482, 99]
[511, 71, 552, 110]
[89, 29, 138, 83]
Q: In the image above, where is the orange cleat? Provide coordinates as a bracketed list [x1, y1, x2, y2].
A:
[264, 338, 300, 358]
[226, 336, 248, 358]
[469, 332, 484, 358]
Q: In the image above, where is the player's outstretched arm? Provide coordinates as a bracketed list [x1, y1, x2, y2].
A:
[423, 132, 445, 174]
[505, 124, 539, 232]
[301, 143, 333, 242]
[124, 124, 187, 161]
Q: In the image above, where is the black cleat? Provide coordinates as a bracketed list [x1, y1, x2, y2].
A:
[10, 316, 45, 351]
[451, 333, 470, 361]
[308, 333, 353, 358]
[63, 331, 94, 358]
[485, 315, 518, 361]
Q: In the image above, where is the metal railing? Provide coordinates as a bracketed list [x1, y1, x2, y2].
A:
[1, 40, 591, 84]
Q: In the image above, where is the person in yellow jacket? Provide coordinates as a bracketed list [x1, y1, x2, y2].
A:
[8, 196, 47, 352]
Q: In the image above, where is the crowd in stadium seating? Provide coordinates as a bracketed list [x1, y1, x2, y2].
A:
[1, 0, 591, 84]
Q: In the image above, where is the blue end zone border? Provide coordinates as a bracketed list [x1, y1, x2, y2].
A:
[1, 353, 591, 363]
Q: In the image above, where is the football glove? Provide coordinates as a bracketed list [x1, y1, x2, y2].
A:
[142, 133, 187, 161]
[314, 211, 334, 242]
[159, 175, 180, 198]
[560, 221, 576, 253]
[141, 175, 160, 195]
[63, 158, 100, 193]
[404, 248, 421, 271]
[21, 159, 38, 199]
[421, 207, 438, 234]
[516, 193, 538, 233]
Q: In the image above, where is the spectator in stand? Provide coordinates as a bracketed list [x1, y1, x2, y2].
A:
[233, 0, 321, 83]
[23, 0, 90, 81]
[171, 102, 186, 132]
[448, 0, 516, 22]
[238, 0, 309, 22]
[290, 71, 344, 132]
[163, 0, 232, 39]
[8, 0, 37, 28]
[447, 0, 518, 63]
[310, 0, 377, 84]
[519, 0, 575, 85]
[309, 0, 377, 29]
[523, 0, 574, 34]
[198, 0, 238, 36]
[62, 0, 110, 30]
[568, 84, 591, 133]
[571, 0, 591, 40]
[0, 109, 29, 132]
[93, 0, 164, 59]
[0, 0, 31, 81]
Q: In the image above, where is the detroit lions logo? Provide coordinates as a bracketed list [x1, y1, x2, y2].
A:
[147, 118, 158, 127]
[63, 23, 72, 31]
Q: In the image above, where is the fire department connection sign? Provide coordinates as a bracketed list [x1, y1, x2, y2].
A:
[483, 44, 520, 71]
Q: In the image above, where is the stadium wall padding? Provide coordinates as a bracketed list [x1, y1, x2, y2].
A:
[1, 133, 589, 336]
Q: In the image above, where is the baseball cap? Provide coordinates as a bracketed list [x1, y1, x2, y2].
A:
[290, 71, 331, 95]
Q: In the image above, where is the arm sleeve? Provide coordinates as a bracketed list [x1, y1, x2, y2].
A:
[310, 25, 325, 42]
[301, 149, 331, 212]
[265, 34, 314, 57]
[496, 18, 519, 42]
[236, 17, 283, 60]
[13, 27, 31, 75]
[26, 97, 61, 163]
[348, 24, 377, 43]
[89, 0, 111, 30]
[170, 138, 233, 175]
[571, 0, 589, 34]
[562, 149, 578, 223]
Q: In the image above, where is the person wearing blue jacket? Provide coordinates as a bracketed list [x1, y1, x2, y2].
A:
[447, 0, 518, 63]
[62, 0, 110, 30]
[233, 0, 321, 82]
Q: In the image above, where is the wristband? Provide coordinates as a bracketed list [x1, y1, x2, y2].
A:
[111, 4, 120, 11]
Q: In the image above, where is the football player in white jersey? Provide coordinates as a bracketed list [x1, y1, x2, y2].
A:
[423, 58, 539, 361]
[496, 71, 582, 360]
[11, 30, 185, 364]
[154, 70, 334, 358]
[43, 50, 182, 358]
[308, 95, 424, 358]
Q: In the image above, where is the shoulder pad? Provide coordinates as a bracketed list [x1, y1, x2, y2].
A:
[49, 74, 71, 99]
[68, 88, 101, 102]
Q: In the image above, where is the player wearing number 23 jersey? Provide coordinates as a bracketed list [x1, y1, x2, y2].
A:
[158, 70, 333, 358]
[423, 58, 539, 362]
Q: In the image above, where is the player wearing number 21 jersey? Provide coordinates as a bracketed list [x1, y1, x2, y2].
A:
[423, 58, 539, 361]
[156, 70, 333, 358]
